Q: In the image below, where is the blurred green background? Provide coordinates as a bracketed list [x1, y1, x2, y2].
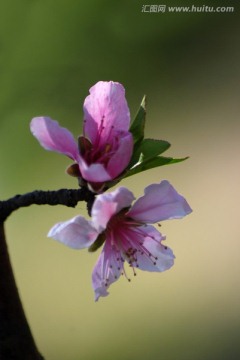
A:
[1, 0, 240, 359]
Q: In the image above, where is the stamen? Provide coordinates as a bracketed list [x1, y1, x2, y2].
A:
[119, 227, 159, 269]
[86, 141, 115, 166]
[131, 266, 137, 277]
[105, 143, 111, 153]
[94, 117, 105, 149]
[122, 264, 131, 282]
[126, 225, 161, 245]
[105, 125, 115, 144]
[112, 234, 133, 283]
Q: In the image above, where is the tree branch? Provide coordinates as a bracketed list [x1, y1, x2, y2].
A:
[0, 187, 95, 222]
[0, 222, 44, 359]
[0, 186, 96, 358]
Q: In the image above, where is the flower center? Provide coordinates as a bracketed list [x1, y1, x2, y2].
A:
[79, 135, 119, 168]
[101, 210, 161, 285]
[107, 208, 130, 230]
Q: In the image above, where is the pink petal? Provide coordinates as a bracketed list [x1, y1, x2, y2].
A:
[91, 187, 135, 232]
[83, 81, 130, 146]
[131, 225, 175, 272]
[107, 132, 133, 178]
[92, 242, 122, 301]
[79, 159, 112, 182]
[48, 216, 98, 249]
[128, 180, 192, 223]
[30, 117, 79, 161]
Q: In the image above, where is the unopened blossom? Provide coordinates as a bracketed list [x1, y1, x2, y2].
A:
[48, 180, 192, 301]
[30, 81, 133, 192]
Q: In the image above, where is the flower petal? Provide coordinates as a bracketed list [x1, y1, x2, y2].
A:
[30, 117, 79, 160]
[132, 225, 175, 272]
[107, 132, 133, 178]
[79, 159, 112, 182]
[91, 187, 135, 232]
[92, 241, 122, 301]
[83, 81, 130, 146]
[48, 215, 98, 249]
[128, 180, 192, 223]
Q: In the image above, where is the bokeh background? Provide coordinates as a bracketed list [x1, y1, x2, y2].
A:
[1, 0, 240, 359]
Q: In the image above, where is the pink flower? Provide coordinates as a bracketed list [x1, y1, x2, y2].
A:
[30, 81, 133, 191]
[48, 180, 192, 301]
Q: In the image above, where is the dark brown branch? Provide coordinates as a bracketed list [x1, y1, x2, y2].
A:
[0, 187, 95, 222]
[0, 187, 96, 359]
[0, 223, 44, 359]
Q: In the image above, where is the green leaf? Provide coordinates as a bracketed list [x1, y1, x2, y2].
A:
[88, 233, 105, 252]
[124, 156, 189, 179]
[129, 95, 146, 144]
[140, 138, 171, 158]
[128, 138, 171, 168]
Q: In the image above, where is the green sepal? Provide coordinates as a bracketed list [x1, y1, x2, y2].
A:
[129, 95, 146, 144]
[124, 156, 189, 179]
[88, 233, 106, 252]
[129, 138, 171, 168]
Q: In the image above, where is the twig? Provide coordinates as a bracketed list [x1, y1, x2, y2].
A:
[0, 187, 95, 222]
